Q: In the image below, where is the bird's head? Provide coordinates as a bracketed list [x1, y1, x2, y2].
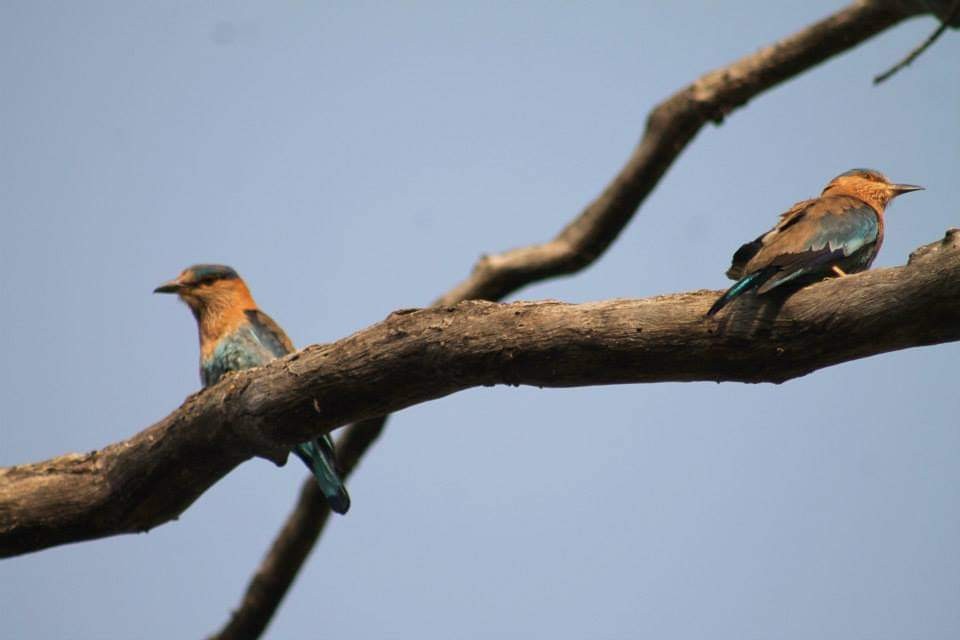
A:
[822, 169, 923, 210]
[154, 264, 254, 319]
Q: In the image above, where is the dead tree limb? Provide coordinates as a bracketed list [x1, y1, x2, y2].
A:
[209, 1, 938, 637]
[436, 0, 925, 306]
[3, 228, 960, 560]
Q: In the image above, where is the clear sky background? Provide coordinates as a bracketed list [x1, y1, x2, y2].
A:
[2, 2, 958, 638]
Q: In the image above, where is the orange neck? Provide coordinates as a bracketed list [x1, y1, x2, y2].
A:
[181, 279, 258, 356]
[821, 183, 890, 216]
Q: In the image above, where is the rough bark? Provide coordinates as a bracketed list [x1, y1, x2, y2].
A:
[210, 2, 942, 637]
[3, 229, 959, 559]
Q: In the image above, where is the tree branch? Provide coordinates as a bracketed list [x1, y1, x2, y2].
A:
[3, 228, 960, 559]
[207, 418, 383, 640]
[436, 0, 923, 306]
[211, 0, 934, 635]
[873, 0, 960, 84]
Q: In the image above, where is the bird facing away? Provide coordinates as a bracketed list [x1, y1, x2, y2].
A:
[155, 264, 350, 514]
[706, 169, 922, 316]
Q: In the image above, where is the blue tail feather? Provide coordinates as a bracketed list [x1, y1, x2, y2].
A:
[293, 439, 351, 514]
[706, 268, 776, 316]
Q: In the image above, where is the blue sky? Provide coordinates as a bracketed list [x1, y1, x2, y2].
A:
[2, 2, 958, 638]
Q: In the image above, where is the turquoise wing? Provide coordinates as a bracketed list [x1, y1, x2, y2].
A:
[754, 198, 880, 293]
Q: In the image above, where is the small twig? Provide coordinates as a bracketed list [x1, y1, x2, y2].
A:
[874, 0, 959, 84]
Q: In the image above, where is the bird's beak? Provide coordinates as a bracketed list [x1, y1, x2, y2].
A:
[153, 279, 184, 294]
[891, 183, 924, 196]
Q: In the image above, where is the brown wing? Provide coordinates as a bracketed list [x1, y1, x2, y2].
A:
[742, 196, 880, 296]
[725, 198, 816, 280]
[744, 196, 876, 272]
[774, 198, 816, 229]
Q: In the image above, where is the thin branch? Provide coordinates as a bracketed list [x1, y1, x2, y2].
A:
[3, 227, 960, 560]
[874, 0, 960, 84]
[209, 1, 932, 636]
[436, 0, 921, 306]
[208, 418, 384, 640]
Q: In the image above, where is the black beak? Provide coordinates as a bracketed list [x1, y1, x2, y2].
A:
[153, 279, 183, 294]
[892, 183, 924, 196]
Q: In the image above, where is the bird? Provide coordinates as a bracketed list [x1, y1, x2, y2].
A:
[707, 169, 922, 316]
[154, 264, 350, 514]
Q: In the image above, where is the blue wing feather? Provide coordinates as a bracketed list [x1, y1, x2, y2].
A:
[202, 309, 351, 514]
[753, 199, 880, 294]
[244, 309, 295, 358]
[806, 206, 879, 257]
[710, 197, 880, 314]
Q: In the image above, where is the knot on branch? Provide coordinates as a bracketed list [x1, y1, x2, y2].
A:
[908, 227, 960, 264]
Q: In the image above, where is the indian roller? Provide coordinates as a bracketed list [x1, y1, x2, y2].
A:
[707, 169, 922, 316]
[155, 264, 350, 514]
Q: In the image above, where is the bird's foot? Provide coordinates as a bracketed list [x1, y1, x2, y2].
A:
[831, 266, 848, 277]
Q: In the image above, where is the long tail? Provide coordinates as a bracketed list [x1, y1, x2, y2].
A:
[706, 267, 778, 317]
[293, 437, 351, 514]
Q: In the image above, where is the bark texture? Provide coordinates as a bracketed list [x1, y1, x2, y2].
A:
[211, 2, 940, 636]
[2, 3, 952, 638]
[3, 229, 959, 558]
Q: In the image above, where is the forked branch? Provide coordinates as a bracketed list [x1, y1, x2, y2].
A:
[210, 1, 937, 636]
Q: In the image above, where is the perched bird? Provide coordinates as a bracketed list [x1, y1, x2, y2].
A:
[707, 169, 922, 316]
[155, 264, 350, 514]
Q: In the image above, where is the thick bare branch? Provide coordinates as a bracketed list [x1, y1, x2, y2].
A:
[217, 2, 935, 634]
[3, 229, 960, 559]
